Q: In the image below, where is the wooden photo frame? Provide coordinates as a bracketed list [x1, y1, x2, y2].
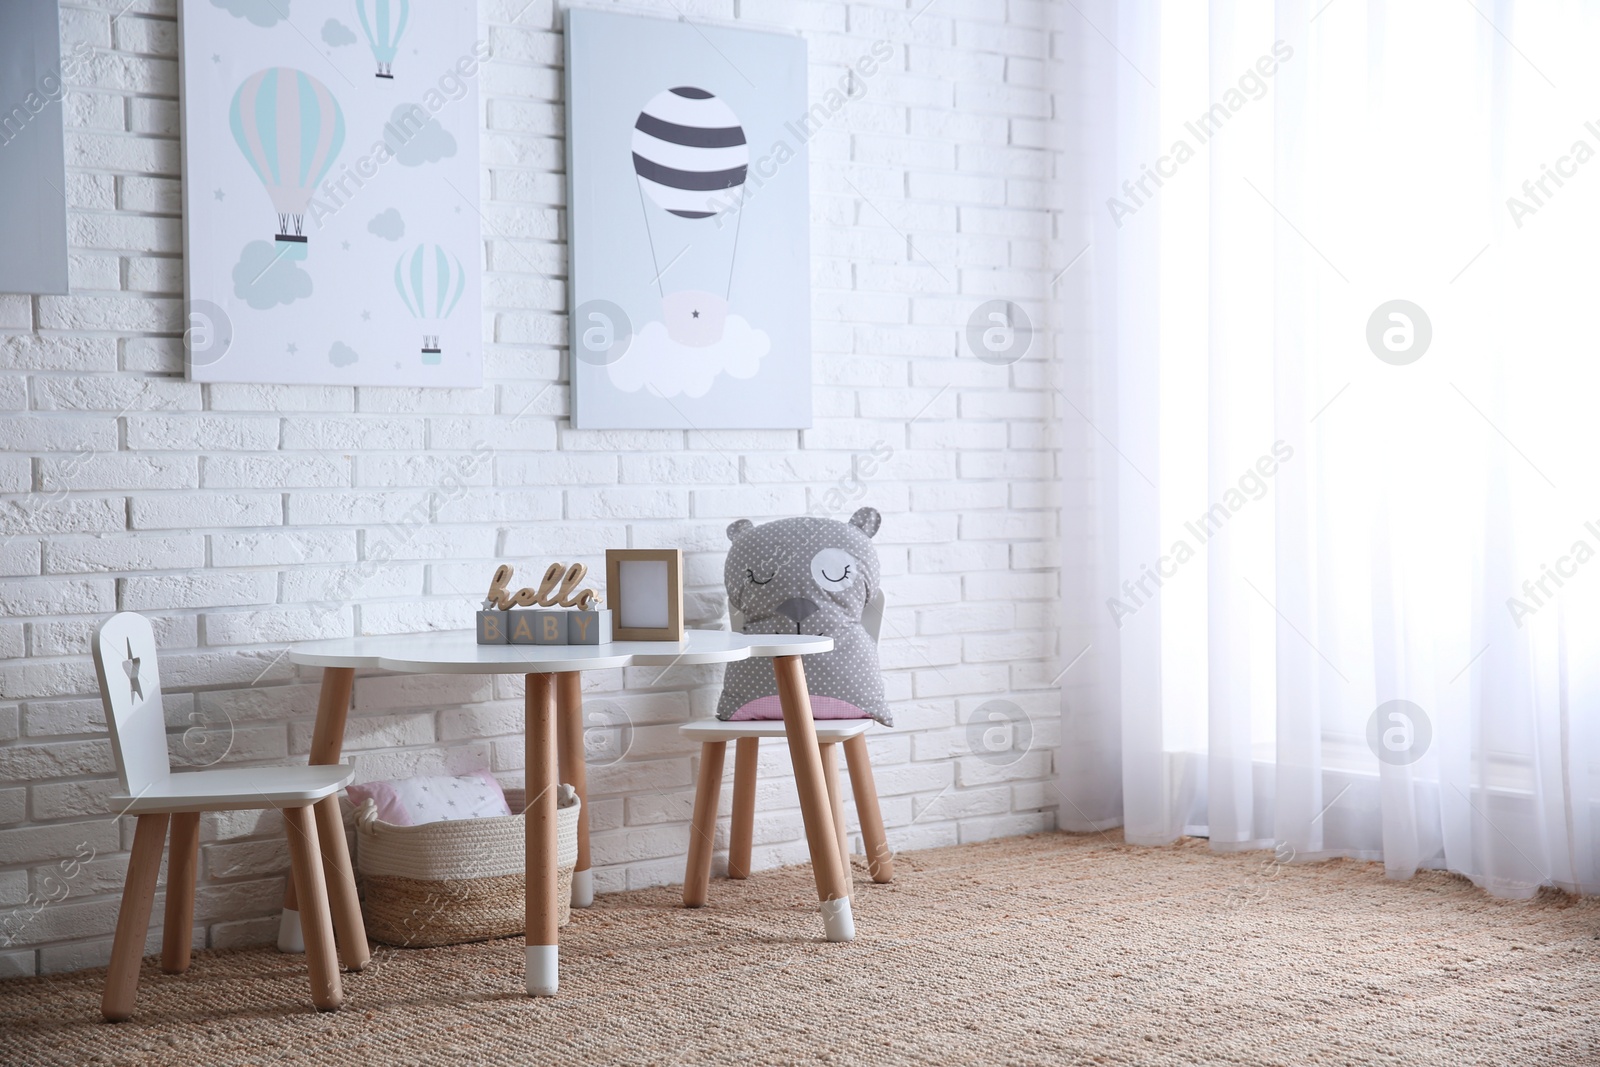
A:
[605, 549, 683, 642]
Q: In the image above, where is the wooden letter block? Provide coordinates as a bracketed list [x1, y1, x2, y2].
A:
[567, 609, 612, 645]
[533, 610, 568, 645]
[507, 609, 538, 645]
[476, 610, 508, 645]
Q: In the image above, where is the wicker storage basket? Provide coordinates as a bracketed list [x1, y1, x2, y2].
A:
[354, 785, 580, 948]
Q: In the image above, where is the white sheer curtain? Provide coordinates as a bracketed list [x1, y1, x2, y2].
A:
[1057, 0, 1600, 897]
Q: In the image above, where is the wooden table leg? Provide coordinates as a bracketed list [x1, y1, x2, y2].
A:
[843, 733, 894, 884]
[682, 740, 726, 908]
[727, 737, 759, 880]
[772, 655, 854, 942]
[820, 742, 853, 898]
[555, 671, 592, 908]
[102, 812, 169, 1022]
[279, 666, 368, 972]
[284, 805, 342, 1011]
[526, 673, 560, 996]
[160, 811, 199, 974]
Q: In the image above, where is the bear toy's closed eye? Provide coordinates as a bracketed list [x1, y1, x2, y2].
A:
[718, 512, 890, 727]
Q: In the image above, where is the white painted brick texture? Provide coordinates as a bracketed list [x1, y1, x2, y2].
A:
[0, 0, 1068, 974]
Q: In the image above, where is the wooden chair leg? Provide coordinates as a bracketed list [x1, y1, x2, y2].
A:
[284, 805, 342, 1012]
[821, 742, 853, 897]
[682, 741, 726, 908]
[103, 812, 170, 1022]
[160, 812, 199, 974]
[727, 738, 758, 880]
[282, 666, 355, 945]
[314, 794, 369, 972]
[844, 733, 894, 884]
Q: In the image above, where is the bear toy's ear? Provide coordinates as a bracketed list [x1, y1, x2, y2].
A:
[849, 507, 881, 539]
[726, 519, 755, 541]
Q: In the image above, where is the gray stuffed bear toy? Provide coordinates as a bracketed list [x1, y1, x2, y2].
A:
[716, 507, 890, 726]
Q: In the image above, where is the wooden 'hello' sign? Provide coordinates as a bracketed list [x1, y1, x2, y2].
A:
[476, 562, 611, 645]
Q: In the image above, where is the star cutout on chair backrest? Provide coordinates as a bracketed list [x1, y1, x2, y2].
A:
[122, 639, 143, 703]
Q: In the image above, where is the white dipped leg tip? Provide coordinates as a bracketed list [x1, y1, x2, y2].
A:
[526, 945, 559, 997]
[571, 869, 594, 909]
[820, 898, 855, 943]
[277, 909, 305, 953]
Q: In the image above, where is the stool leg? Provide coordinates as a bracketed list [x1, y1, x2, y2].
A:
[682, 741, 726, 908]
[102, 812, 170, 1022]
[844, 733, 894, 884]
[160, 812, 199, 974]
[314, 794, 369, 971]
[727, 738, 759, 880]
[821, 742, 853, 897]
[284, 805, 342, 1012]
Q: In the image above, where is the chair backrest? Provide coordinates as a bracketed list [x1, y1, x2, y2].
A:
[91, 612, 169, 796]
[729, 589, 886, 645]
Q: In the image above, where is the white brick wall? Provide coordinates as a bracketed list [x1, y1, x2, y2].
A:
[0, 0, 1068, 976]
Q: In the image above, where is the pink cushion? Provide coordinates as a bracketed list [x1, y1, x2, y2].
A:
[345, 770, 510, 826]
[728, 694, 869, 720]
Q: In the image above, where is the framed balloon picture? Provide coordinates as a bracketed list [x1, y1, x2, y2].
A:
[565, 8, 812, 429]
[177, 0, 482, 386]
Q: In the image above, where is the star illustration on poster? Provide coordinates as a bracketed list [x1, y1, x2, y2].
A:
[609, 86, 770, 399]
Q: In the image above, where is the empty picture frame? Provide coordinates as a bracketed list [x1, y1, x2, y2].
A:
[605, 549, 683, 642]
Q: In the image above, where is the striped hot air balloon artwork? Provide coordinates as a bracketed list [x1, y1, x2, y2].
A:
[229, 68, 346, 259]
[394, 243, 466, 365]
[357, 0, 409, 79]
[631, 87, 749, 347]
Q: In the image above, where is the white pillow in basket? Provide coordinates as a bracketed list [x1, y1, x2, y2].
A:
[345, 771, 510, 826]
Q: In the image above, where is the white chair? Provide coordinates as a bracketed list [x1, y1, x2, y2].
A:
[91, 612, 357, 1020]
[680, 592, 894, 908]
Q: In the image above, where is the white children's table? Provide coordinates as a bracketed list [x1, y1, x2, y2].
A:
[284, 627, 844, 997]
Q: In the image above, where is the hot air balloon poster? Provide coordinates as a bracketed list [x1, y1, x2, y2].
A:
[565, 8, 811, 429]
[177, 0, 482, 386]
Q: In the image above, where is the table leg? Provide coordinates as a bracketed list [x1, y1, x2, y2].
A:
[525, 673, 560, 996]
[555, 671, 592, 909]
[279, 666, 369, 973]
[772, 655, 854, 942]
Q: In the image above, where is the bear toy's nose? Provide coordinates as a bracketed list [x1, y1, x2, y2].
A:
[776, 597, 819, 632]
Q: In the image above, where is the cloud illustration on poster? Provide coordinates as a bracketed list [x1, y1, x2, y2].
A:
[606, 316, 769, 399]
[211, 0, 289, 28]
[328, 341, 359, 367]
[232, 242, 313, 309]
[385, 105, 456, 166]
[321, 18, 357, 46]
[367, 208, 405, 240]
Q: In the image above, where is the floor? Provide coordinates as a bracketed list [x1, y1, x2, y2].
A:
[3, 831, 1597, 1066]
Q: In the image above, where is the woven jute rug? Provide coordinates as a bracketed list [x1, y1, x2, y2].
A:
[3, 831, 1597, 1066]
